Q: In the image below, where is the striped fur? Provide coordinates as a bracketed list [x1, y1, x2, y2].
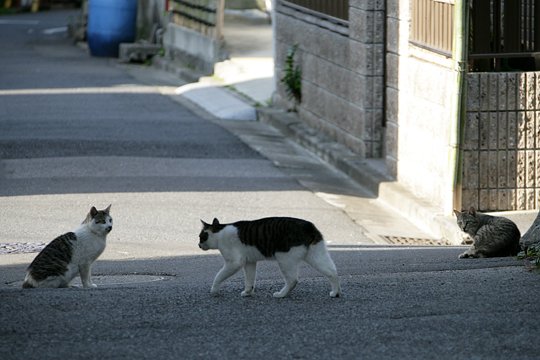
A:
[235, 217, 323, 257]
[23, 232, 76, 288]
[199, 217, 341, 298]
[455, 207, 521, 258]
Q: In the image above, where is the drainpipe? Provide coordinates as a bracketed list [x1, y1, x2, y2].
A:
[450, 0, 469, 213]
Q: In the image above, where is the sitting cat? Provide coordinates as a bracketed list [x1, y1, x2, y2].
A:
[22, 205, 113, 289]
[199, 217, 341, 298]
[454, 207, 520, 258]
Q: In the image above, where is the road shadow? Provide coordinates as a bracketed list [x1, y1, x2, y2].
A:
[0, 248, 536, 360]
[0, 246, 525, 291]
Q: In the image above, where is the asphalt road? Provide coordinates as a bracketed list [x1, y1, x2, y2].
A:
[0, 9, 539, 360]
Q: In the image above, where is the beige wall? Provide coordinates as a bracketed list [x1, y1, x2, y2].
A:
[385, 0, 458, 214]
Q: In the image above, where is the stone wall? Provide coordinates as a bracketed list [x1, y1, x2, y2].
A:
[349, 0, 385, 157]
[462, 72, 540, 211]
[136, 0, 167, 41]
[163, 24, 226, 73]
[163, 0, 226, 74]
[273, 0, 384, 158]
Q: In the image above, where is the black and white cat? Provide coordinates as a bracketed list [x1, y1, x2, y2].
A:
[22, 205, 113, 289]
[198, 217, 341, 298]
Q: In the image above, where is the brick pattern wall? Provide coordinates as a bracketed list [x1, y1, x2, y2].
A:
[463, 72, 540, 211]
[274, 0, 385, 158]
[349, 0, 385, 157]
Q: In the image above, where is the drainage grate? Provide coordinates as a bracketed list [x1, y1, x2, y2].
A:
[0, 242, 46, 255]
[382, 236, 452, 246]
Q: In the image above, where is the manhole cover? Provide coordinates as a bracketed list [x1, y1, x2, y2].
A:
[7, 274, 173, 288]
[382, 236, 452, 246]
[74, 274, 172, 286]
[0, 242, 46, 255]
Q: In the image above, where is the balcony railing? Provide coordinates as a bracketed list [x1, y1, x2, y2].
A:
[470, 0, 540, 71]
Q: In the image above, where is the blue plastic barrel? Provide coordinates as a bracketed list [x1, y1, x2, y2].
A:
[87, 0, 137, 57]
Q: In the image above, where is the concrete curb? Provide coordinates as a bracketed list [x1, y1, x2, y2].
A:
[152, 56, 206, 84]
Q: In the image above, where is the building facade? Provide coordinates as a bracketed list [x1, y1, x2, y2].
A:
[272, 0, 540, 239]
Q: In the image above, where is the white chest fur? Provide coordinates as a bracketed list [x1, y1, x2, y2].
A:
[72, 225, 107, 265]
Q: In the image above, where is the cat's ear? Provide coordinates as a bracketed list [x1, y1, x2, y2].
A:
[200, 219, 209, 227]
[104, 204, 111, 214]
[90, 206, 98, 217]
[453, 210, 461, 217]
[212, 218, 220, 226]
[468, 207, 477, 216]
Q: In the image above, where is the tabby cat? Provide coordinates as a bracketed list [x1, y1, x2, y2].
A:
[454, 207, 520, 258]
[22, 205, 113, 289]
[198, 217, 341, 298]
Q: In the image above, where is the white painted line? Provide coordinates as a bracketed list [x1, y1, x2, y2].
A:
[43, 26, 67, 35]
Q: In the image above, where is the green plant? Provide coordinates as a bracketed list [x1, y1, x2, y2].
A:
[281, 44, 302, 111]
[518, 243, 540, 272]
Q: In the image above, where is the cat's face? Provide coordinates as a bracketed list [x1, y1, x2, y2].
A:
[454, 208, 480, 236]
[86, 205, 113, 236]
[199, 218, 224, 251]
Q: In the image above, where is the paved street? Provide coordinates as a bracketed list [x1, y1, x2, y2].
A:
[0, 9, 539, 360]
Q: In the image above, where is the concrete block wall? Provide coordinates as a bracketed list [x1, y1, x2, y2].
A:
[349, 0, 385, 157]
[463, 72, 540, 211]
[163, 23, 226, 74]
[274, 1, 385, 158]
[385, 0, 457, 212]
[163, 0, 227, 74]
[136, 0, 167, 41]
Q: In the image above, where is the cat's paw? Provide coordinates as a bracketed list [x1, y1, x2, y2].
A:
[272, 291, 288, 298]
[82, 283, 98, 289]
[458, 252, 470, 259]
[330, 291, 341, 298]
[241, 290, 254, 297]
[210, 288, 220, 296]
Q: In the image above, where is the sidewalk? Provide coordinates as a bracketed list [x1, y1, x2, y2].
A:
[151, 10, 539, 245]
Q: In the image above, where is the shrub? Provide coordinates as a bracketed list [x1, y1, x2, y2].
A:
[518, 243, 540, 272]
[281, 44, 302, 111]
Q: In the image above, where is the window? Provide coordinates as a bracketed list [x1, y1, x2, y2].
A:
[410, 0, 454, 56]
[470, 0, 540, 71]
